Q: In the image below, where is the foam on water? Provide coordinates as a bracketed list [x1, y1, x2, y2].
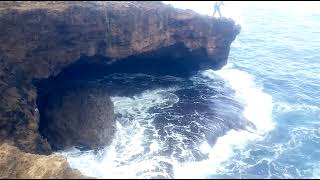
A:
[274, 102, 320, 113]
[174, 63, 274, 178]
[45, 1, 320, 178]
[58, 88, 180, 178]
[57, 63, 275, 179]
[313, 163, 320, 179]
[214, 64, 274, 133]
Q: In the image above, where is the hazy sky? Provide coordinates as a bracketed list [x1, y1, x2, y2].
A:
[162, 1, 320, 17]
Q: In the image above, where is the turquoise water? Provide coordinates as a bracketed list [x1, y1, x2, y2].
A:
[208, 6, 320, 178]
[59, 4, 320, 179]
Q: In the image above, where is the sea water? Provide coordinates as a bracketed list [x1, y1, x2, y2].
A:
[58, 2, 320, 179]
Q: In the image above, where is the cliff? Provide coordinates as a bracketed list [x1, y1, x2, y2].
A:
[0, 143, 89, 179]
[0, 1, 239, 178]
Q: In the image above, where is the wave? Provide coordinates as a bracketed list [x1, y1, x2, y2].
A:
[312, 163, 320, 179]
[58, 88, 180, 178]
[57, 64, 274, 179]
[174, 63, 274, 178]
[274, 102, 320, 113]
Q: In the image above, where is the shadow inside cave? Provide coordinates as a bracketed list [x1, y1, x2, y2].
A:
[33, 42, 219, 151]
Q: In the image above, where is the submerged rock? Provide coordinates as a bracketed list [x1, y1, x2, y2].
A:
[39, 85, 115, 151]
[0, 143, 88, 179]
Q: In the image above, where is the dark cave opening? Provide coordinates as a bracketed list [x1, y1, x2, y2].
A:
[33, 42, 218, 151]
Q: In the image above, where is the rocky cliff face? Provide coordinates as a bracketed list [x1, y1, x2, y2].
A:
[39, 85, 115, 151]
[0, 143, 88, 179]
[0, 0, 239, 157]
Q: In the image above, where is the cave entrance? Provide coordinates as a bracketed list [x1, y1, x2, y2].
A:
[33, 42, 212, 151]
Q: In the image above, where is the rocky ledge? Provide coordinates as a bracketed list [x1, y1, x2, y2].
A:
[0, 1, 239, 178]
[0, 143, 88, 179]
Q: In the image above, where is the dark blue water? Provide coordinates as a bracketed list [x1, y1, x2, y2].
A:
[206, 5, 320, 179]
[59, 4, 320, 179]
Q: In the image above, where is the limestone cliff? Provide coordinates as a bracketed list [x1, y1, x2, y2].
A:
[0, 1, 240, 155]
[0, 143, 88, 179]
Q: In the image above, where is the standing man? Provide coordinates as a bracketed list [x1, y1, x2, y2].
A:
[213, 1, 224, 18]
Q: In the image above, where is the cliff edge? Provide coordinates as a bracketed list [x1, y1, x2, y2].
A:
[0, 1, 240, 176]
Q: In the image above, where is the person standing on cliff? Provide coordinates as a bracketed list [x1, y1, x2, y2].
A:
[213, 1, 224, 18]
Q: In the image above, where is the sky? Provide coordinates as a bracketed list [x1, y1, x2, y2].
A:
[162, 1, 320, 20]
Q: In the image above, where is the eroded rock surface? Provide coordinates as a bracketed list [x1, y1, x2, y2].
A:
[0, 1, 239, 154]
[38, 85, 115, 151]
[0, 143, 88, 179]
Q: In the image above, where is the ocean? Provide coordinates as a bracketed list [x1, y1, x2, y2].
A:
[58, 2, 320, 179]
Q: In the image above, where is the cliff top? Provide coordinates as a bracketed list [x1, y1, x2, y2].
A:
[0, 1, 175, 11]
[0, 1, 203, 19]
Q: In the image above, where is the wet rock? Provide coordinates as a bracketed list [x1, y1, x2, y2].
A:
[38, 85, 115, 151]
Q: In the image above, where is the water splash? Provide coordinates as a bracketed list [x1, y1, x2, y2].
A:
[174, 64, 274, 178]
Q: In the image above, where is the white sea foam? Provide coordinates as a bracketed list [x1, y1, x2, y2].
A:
[312, 163, 320, 179]
[212, 63, 274, 133]
[174, 63, 274, 178]
[274, 102, 320, 113]
[57, 88, 180, 178]
[58, 64, 275, 179]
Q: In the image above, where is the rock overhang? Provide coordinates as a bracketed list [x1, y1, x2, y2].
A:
[0, 1, 240, 154]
